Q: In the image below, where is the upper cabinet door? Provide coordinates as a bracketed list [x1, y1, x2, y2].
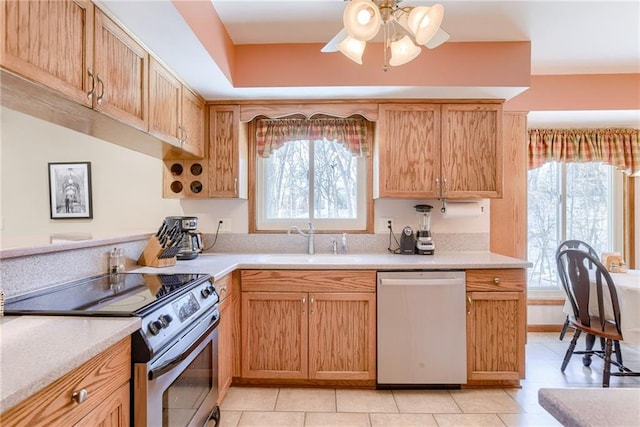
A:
[93, 9, 148, 131]
[441, 104, 503, 199]
[181, 87, 205, 158]
[377, 104, 441, 198]
[148, 57, 181, 146]
[0, 0, 94, 107]
[208, 105, 241, 197]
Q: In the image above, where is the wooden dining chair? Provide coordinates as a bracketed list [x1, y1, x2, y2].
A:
[556, 248, 639, 387]
[556, 240, 600, 340]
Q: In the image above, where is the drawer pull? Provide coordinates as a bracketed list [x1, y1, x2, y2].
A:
[220, 285, 228, 292]
[493, 277, 500, 284]
[466, 295, 472, 314]
[72, 388, 88, 404]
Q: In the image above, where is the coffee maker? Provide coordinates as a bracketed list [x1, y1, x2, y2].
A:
[414, 204, 435, 255]
[164, 216, 203, 260]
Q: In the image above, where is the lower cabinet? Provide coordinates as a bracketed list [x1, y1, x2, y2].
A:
[215, 273, 235, 404]
[240, 270, 376, 383]
[0, 337, 131, 427]
[466, 269, 526, 383]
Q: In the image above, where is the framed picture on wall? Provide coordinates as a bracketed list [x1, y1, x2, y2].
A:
[48, 162, 93, 219]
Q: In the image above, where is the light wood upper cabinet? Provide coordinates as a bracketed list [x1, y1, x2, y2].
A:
[208, 105, 246, 198]
[377, 102, 503, 199]
[377, 104, 441, 198]
[466, 269, 526, 384]
[93, 9, 148, 131]
[0, 0, 95, 107]
[441, 104, 503, 198]
[181, 86, 205, 158]
[149, 58, 205, 157]
[149, 57, 181, 144]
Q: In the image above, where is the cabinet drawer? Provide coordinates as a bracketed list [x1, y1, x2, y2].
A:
[241, 270, 376, 292]
[466, 269, 526, 291]
[1, 337, 131, 427]
[215, 273, 233, 302]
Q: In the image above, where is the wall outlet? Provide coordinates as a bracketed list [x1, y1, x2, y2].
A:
[215, 217, 231, 233]
[379, 217, 395, 233]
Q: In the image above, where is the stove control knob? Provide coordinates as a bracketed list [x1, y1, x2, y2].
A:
[159, 314, 173, 328]
[201, 287, 212, 298]
[148, 320, 163, 336]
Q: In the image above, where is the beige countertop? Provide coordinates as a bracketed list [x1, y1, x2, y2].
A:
[132, 251, 531, 279]
[0, 251, 527, 413]
[0, 315, 140, 413]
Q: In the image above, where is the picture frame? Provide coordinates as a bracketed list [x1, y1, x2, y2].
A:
[48, 162, 93, 219]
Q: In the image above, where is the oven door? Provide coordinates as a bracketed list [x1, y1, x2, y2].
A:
[134, 308, 220, 427]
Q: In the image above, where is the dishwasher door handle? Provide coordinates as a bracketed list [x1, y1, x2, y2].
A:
[379, 278, 464, 286]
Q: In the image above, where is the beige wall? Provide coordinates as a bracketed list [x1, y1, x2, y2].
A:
[0, 107, 183, 239]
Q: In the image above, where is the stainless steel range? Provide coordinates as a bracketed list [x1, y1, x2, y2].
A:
[4, 273, 221, 427]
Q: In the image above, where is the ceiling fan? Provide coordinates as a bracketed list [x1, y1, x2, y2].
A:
[321, 0, 450, 70]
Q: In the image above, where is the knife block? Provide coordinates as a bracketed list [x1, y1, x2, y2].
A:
[137, 236, 177, 268]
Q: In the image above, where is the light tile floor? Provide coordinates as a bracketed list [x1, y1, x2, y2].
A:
[219, 333, 640, 426]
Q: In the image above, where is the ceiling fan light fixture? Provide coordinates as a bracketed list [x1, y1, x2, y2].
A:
[408, 4, 444, 45]
[389, 34, 421, 66]
[337, 36, 366, 64]
[343, 0, 382, 41]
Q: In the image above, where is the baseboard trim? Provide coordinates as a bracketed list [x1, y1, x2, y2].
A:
[528, 324, 563, 332]
[528, 299, 565, 306]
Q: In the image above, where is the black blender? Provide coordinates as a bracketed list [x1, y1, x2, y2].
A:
[414, 204, 435, 255]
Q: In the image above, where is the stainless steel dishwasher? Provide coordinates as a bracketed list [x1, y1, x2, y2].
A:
[377, 271, 467, 386]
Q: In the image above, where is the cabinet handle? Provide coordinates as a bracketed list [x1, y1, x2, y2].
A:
[466, 295, 472, 314]
[96, 74, 105, 105]
[302, 297, 306, 314]
[435, 178, 441, 197]
[233, 178, 238, 195]
[493, 277, 500, 284]
[72, 388, 89, 404]
[310, 296, 314, 314]
[443, 178, 449, 196]
[87, 68, 95, 100]
[220, 285, 227, 292]
[183, 126, 188, 143]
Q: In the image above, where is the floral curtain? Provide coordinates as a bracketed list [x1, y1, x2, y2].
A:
[255, 117, 369, 158]
[528, 128, 640, 176]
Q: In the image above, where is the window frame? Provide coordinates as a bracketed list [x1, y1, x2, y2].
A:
[248, 119, 374, 233]
[527, 161, 623, 296]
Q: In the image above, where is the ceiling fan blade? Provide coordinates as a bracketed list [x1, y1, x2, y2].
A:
[321, 28, 348, 53]
[425, 27, 450, 49]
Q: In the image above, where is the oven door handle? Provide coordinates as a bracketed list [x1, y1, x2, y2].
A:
[148, 312, 220, 381]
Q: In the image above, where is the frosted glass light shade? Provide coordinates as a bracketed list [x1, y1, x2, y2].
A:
[343, 0, 381, 41]
[337, 36, 366, 64]
[389, 34, 421, 66]
[408, 4, 444, 45]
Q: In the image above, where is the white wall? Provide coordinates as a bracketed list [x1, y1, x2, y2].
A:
[0, 107, 183, 238]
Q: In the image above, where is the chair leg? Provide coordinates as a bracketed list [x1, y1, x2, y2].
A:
[559, 316, 570, 340]
[603, 338, 613, 388]
[614, 340, 624, 371]
[562, 329, 581, 372]
[583, 334, 596, 367]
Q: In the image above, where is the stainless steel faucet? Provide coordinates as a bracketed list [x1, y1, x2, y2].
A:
[287, 222, 315, 255]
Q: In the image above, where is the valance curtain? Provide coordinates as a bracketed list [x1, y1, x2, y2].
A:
[255, 117, 369, 158]
[528, 128, 640, 176]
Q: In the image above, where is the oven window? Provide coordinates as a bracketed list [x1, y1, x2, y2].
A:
[162, 342, 213, 426]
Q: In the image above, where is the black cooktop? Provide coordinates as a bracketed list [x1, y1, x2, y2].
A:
[4, 273, 209, 316]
